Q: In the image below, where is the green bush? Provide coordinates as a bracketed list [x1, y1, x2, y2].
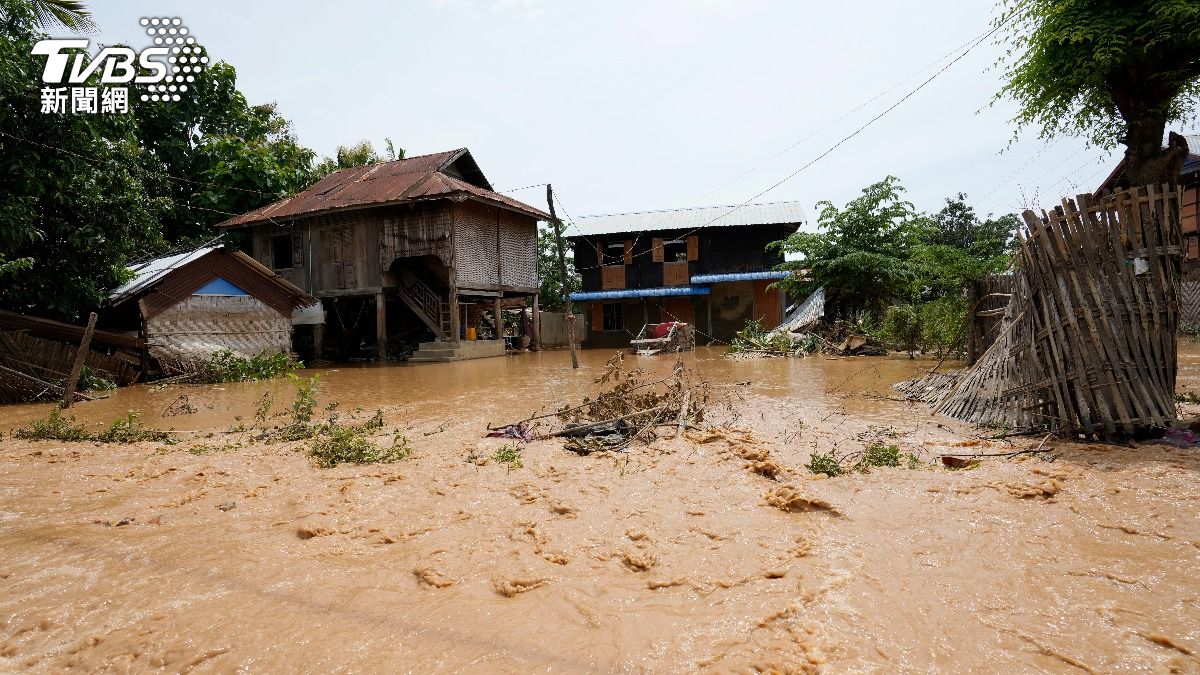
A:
[855, 443, 901, 472]
[880, 305, 921, 356]
[12, 408, 91, 441]
[918, 297, 966, 358]
[195, 350, 301, 383]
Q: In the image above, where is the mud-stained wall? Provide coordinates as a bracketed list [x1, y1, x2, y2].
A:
[145, 295, 292, 369]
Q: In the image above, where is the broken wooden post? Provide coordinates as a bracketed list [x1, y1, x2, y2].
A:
[547, 184, 579, 369]
[61, 311, 97, 407]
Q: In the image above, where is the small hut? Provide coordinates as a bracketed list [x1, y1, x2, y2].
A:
[107, 245, 317, 373]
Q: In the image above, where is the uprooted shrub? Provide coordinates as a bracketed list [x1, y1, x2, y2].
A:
[264, 375, 414, 467]
[729, 319, 795, 355]
[546, 353, 716, 452]
[805, 443, 919, 477]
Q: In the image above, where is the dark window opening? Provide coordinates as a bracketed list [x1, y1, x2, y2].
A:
[663, 240, 688, 263]
[602, 242, 625, 266]
[271, 234, 294, 269]
[602, 303, 623, 332]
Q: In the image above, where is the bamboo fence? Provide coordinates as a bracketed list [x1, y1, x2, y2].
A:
[897, 185, 1183, 438]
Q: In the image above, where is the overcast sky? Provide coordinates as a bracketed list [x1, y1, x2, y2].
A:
[84, 0, 1196, 226]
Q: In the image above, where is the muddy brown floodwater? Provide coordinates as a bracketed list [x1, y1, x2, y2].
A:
[0, 347, 1198, 673]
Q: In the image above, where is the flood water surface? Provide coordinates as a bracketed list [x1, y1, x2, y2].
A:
[0, 347, 1197, 672]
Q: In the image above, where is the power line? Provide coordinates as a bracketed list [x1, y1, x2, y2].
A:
[693, 19, 1010, 203]
[566, 1, 1031, 275]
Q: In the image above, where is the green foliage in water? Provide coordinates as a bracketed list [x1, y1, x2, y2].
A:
[277, 375, 321, 441]
[74, 366, 117, 392]
[96, 411, 171, 443]
[730, 318, 794, 355]
[805, 450, 843, 477]
[12, 409, 91, 441]
[309, 426, 412, 468]
[806, 443, 914, 477]
[855, 443, 902, 471]
[195, 350, 302, 384]
[491, 444, 524, 470]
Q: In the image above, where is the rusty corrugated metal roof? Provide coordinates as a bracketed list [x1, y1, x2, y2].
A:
[218, 148, 550, 227]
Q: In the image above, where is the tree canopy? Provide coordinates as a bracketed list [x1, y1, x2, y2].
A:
[772, 178, 1015, 321]
[995, 0, 1200, 184]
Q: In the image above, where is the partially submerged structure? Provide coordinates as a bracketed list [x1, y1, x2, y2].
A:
[900, 185, 1182, 438]
[0, 309, 145, 403]
[218, 148, 549, 362]
[567, 202, 803, 348]
[106, 245, 316, 374]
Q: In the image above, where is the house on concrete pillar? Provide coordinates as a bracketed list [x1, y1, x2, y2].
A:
[218, 148, 549, 362]
[567, 202, 804, 348]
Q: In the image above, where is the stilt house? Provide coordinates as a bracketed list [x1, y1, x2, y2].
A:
[218, 148, 549, 361]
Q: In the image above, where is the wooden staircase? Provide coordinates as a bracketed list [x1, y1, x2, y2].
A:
[396, 269, 451, 338]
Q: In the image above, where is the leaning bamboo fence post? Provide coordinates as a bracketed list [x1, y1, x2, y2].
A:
[61, 312, 97, 408]
[547, 184, 579, 369]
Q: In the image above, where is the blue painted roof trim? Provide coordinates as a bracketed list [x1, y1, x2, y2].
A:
[570, 286, 711, 301]
[690, 271, 791, 284]
[193, 276, 249, 296]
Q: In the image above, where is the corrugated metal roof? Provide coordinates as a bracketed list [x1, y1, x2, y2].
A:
[566, 201, 806, 238]
[109, 245, 220, 305]
[218, 148, 549, 228]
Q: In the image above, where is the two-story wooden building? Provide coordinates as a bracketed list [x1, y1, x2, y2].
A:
[567, 202, 804, 348]
[218, 148, 549, 361]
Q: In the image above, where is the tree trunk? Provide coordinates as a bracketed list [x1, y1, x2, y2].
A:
[1112, 81, 1190, 187]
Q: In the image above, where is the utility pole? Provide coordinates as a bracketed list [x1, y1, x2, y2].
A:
[62, 312, 97, 407]
[546, 184, 579, 369]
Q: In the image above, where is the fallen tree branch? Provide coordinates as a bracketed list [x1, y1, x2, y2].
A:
[538, 405, 669, 439]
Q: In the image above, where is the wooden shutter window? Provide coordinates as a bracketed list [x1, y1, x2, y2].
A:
[687, 235, 699, 261]
[651, 238, 664, 262]
[623, 240, 633, 265]
[591, 303, 604, 332]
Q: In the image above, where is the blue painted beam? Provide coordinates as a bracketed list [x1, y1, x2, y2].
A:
[569, 286, 711, 301]
[689, 271, 792, 284]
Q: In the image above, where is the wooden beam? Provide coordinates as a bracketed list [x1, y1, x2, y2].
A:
[61, 312, 97, 407]
[547, 184, 579, 369]
[375, 292, 387, 359]
[531, 294, 541, 351]
[494, 297, 504, 343]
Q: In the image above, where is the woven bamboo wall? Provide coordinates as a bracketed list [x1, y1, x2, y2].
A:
[898, 185, 1182, 438]
[146, 295, 292, 372]
[1180, 280, 1200, 333]
[453, 201, 538, 291]
[379, 203, 453, 269]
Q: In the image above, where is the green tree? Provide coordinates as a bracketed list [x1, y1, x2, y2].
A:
[130, 61, 317, 244]
[0, 0, 95, 32]
[535, 223, 579, 312]
[772, 177, 927, 316]
[0, 4, 168, 319]
[995, 0, 1200, 185]
[311, 138, 404, 179]
[913, 194, 1016, 300]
